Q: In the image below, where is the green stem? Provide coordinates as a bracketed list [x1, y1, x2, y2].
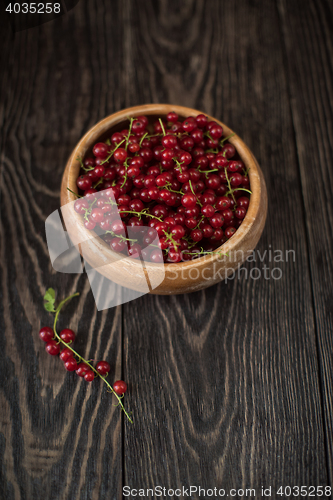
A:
[194, 215, 204, 230]
[125, 118, 134, 151]
[173, 157, 183, 174]
[52, 293, 133, 424]
[226, 187, 252, 196]
[105, 231, 137, 244]
[159, 118, 166, 136]
[119, 209, 163, 222]
[188, 180, 202, 207]
[198, 168, 219, 177]
[224, 167, 236, 203]
[101, 139, 126, 165]
[220, 133, 235, 146]
[67, 188, 82, 198]
[139, 132, 148, 146]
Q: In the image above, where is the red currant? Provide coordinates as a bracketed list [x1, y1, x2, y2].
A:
[96, 361, 111, 376]
[64, 358, 78, 371]
[39, 326, 54, 342]
[84, 371, 95, 382]
[60, 329, 76, 344]
[60, 348, 73, 362]
[45, 340, 60, 356]
[76, 362, 91, 377]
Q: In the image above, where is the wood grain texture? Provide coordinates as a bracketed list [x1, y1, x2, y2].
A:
[0, 0, 332, 499]
[278, 0, 333, 482]
[122, 0, 329, 492]
[0, 3, 125, 499]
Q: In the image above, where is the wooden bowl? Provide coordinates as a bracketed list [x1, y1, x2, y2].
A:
[61, 104, 267, 295]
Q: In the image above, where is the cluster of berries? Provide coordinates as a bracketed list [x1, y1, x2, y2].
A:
[74, 112, 251, 263]
[39, 326, 127, 395]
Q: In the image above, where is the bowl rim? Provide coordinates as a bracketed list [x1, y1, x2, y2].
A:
[61, 103, 263, 271]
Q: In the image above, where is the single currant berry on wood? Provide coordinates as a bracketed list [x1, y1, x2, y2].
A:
[60, 329, 76, 344]
[76, 362, 91, 377]
[39, 326, 54, 342]
[84, 371, 95, 382]
[96, 361, 111, 376]
[64, 358, 78, 371]
[45, 340, 60, 356]
[113, 380, 127, 395]
[60, 347, 73, 363]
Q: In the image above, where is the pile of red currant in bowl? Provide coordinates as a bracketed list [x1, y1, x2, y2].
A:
[73, 112, 251, 263]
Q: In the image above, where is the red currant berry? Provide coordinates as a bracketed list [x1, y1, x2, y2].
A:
[132, 119, 146, 134]
[237, 197, 250, 209]
[113, 380, 127, 395]
[209, 124, 223, 139]
[166, 249, 182, 263]
[201, 223, 214, 238]
[230, 173, 243, 187]
[64, 358, 78, 371]
[90, 208, 105, 223]
[77, 175, 92, 191]
[149, 249, 163, 262]
[140, 147, 153, 163]
[76, 362, 91, 377]
[235, 206, 247, 219]
[209, 214, 224, 228]
[167, 111, 178, 123]
[191, 229, 203, 242]
[84, 371, 95, 382]
[182, 117, 197, 132]
[93, 142, 109, 159]
[136, 115, 149, 127]
[215, 196, 231, 210]
[59, 329, 76, 344]
[162, 134, 177, 149]
[171, 225, 186, 239]
[74, 199, 89, 214]
[205, 174, 221, 190]
[201, 204, 215, 217]
[113, 148, 127, 163]
[45, 340, 60, 356]
[242, 175, 250, 187]
[225, 227, 236, 238]
[195, 114, 208, 128]
[60, 348, 73, 362]
[96, 361, 111, 376]
[181, 194, 197, 208]
[221, 144, 236, 159]
[110, 238, 127, 252]
[220, 208, 232, 221]
[39, 326, 54, 342]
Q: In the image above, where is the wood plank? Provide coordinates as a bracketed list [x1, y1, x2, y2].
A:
[278, 0, 333, 481]
[123, 0, 329, 492]
[0, 4, 124, 499]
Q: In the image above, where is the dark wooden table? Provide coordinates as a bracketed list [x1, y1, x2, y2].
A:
[1, 1, 332, 499]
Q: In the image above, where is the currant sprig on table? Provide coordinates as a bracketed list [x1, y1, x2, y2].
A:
[40, 288, 133, 423]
